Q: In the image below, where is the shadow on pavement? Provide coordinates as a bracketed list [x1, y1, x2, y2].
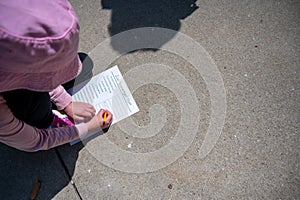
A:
[0, 142, 82, 199]
[101, 0, 199, 52]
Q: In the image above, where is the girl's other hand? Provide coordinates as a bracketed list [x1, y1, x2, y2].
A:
[64, 102, 96, 123]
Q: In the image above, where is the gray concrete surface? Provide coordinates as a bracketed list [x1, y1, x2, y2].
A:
[0, 0, 299, 199]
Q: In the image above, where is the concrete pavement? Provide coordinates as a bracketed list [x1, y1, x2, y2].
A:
[0, 0, 299, 199]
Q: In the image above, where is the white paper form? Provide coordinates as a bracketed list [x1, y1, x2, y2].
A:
[70, 65, 139, 145]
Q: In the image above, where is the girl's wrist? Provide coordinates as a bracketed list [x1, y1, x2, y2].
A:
[86, 117, 101, 133]
[63, 102, 73, 117]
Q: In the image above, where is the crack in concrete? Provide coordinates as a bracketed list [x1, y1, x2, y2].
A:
[54, 148, 83, 200]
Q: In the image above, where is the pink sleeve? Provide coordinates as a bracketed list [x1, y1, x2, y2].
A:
[49, 85, 72, 110]
[0, 95, 88, 152]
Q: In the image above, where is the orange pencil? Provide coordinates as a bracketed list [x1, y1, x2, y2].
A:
[103, 112, 107, 123]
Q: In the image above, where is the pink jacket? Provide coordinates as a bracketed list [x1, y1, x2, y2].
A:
[0, 86, 88, 152]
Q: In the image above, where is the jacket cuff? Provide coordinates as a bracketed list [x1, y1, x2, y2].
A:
[49, 85, 72, 110]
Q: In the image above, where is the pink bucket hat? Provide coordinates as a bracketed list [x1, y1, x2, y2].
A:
[0, 0, 82, 93]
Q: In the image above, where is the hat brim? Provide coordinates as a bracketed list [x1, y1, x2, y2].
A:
[0, 55, 82, 93]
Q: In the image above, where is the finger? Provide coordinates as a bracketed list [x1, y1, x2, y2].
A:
[79, 103, 96, 114]
[106, 113, 113, 124]
[96, 109, 105, 126]
[86, 106, 96, 114]
[77, 112, 93, 120]
[103, 110, 112, 116]
[98, 109, 105, 114]
[74, 116, 85, 123]
[84, 110, 95, 119]
[90, 106, 96, 113]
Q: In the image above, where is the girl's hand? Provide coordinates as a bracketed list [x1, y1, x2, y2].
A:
[97, 109, 113, 129]
[64, 102, 96, 123]
[86, 109, 113, 132]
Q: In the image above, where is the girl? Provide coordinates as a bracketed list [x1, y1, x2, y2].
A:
[0, 0, 112, 152]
